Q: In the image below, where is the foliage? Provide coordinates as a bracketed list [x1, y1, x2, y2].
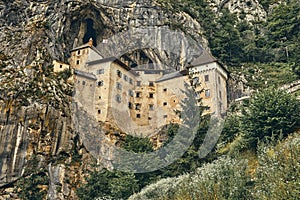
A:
[241, 88, 300, 148]
[16, 172, 49, 200]
[254, 134, 300, 199]
[76, 169, 139, 200]
[122, 135, 153, 153]
[130, 132, 300, 200]
[231, 62, 299, 90]
[129, 156, 252, 200]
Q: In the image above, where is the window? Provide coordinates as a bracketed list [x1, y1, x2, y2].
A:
[163, 88, 167, 92]
[60, 64, 62, 68]
[136, 92, 141, 98]
[97, 69, 104, 74]
[99, 96, 102, 99]
[117, 70, 122, 78]
[204, 75, 209, 82]
[192, 77, 199, 85]
[77, 50, 80, 55]
[82, 81, 86, 85]
[149, 93, 154, 98]
[149, 104, 154, 110]
[116, 82, 122, 90]
[97, 81, 104, 86]
[115, 95, 122, 103]
[98, 110, 101, 114]
[77, 80, 80, 84]
[163, 102, 167, 106]
[76, 60, 80, 65]
[128, 90, 134, 97]
[219, 91, 222, 99]
[136, 114, 141, 118]
[124, 75, 128, 81]
[135, 104, 141, 110]
[218, 76, 221, 84]
[136, 81, 141, 86]
[205, 89, 210, 97]
[149, 81, 154, 86]
[129, 78, 133, 85]
[128, 102, 133, 109]
[163, 115, 168, 118]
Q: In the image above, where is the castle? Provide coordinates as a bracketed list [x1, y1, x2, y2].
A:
[65, 39, 228, 136]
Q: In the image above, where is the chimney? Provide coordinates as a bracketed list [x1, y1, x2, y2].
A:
[88, 38, 93, 47]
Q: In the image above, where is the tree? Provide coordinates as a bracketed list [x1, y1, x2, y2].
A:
[76, 169, 139, 200]
[241, 88, 300, 148]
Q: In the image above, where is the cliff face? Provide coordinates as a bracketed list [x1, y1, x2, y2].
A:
[0, 0, 207, 68]
[0, 0, 269, 199]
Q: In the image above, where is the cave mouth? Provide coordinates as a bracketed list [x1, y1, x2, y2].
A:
[83, 18, 97, 46]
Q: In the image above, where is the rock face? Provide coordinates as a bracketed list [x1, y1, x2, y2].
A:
[207, 0, 267, 21]
[0, 101, 95, 199]
[0, 0, 206, 68]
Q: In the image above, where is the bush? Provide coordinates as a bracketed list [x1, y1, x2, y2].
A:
[129, 156, 252, 200]
[241, 88, 300, 148]
[254, 134, 300, 199]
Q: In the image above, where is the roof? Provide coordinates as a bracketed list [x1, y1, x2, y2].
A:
[155, 70, 188, 83]
[132, 69, 166, 75]
[190, 50, 218, 66]
[189, 50, 229, 75]
[86, 57, 139, 77]
[74, 69, 97, 80]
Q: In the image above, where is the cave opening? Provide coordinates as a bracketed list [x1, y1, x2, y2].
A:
[83, 18, 97, 46]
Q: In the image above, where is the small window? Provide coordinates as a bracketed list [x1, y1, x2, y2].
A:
[205, 89, 210, 98]
[149, 104, 154, 110]
[116, 95, 122, 103]
[136, 81, 141, 86]
[204, 75, 209, 82]
[163, 88, 167, 92]
[128, 90, 134, 97]
[77, 50, 80, 55]
[163, 102, 167, 106]
[82, 81, 86, 85]
[218, 76, 221, 84]
[77, 80, 80, 84]
[136, 114, 141, 118]
[117, 70, 122, 78]
[129, 78, 133, 85]
[163, 115, 168, 118]
[219, 91, 222, 99]
[192, 77, 199, 85]
[97, 69, 104, 74]
[116, 82, 122, 90]
[98, 110, 101, 114]
[128, 102, 133, 109]
[149, 82, 154, 86]
[149, 93, 154, 98]
[136, 92, 141, 98]
[59, 64, 62, 68]
[99, 96, 102, 99]
[76, 60, 80, 65]
[124, 75, 128, 81]
[135, 104, 141, 110]
[97, 81, 104, 86]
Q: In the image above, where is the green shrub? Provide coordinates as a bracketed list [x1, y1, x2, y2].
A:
[241, 88, 300, 148]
